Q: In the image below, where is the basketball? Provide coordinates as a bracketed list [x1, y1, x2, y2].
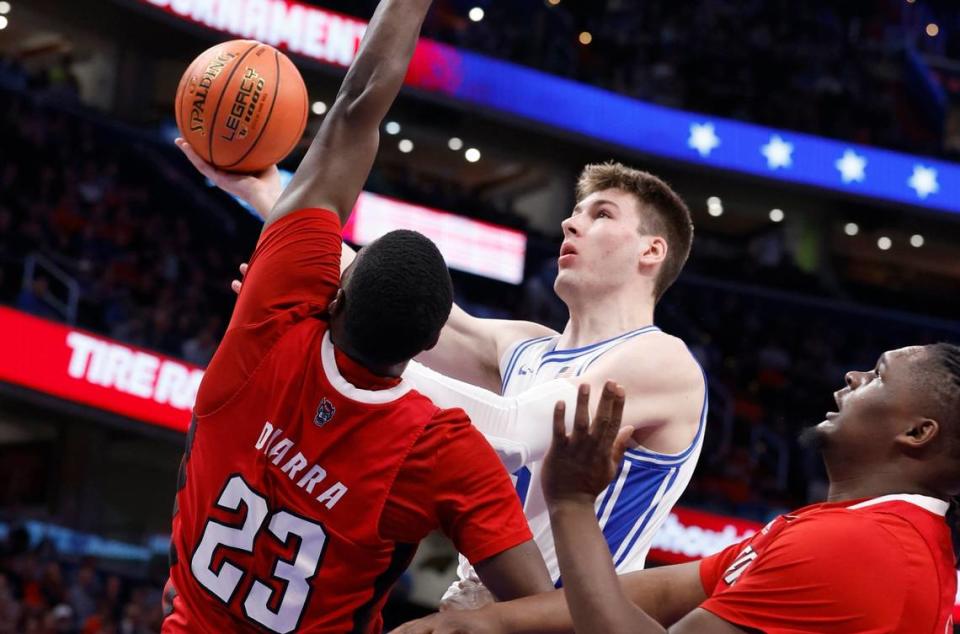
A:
[174, 40, 308, 173]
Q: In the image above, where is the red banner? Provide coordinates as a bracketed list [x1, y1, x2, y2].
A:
[648, 507, 762, 565]
[142, 0, 367, 69]
[0, 307, 199, 432]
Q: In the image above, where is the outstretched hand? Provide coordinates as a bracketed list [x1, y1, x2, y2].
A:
[541, 382, 631, 505]
[174, 138, 282, 220]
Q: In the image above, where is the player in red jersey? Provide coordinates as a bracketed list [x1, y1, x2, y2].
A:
[397, 343, 960, 634]
[161, 1, 552, 632]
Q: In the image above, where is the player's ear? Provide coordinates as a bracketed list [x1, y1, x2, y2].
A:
[638, 235, 667, 269]
[328, 288, 346, 316]
[896, 417, 939, 451]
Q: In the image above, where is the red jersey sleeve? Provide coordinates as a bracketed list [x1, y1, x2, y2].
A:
[432, 409, 532, 564]
[196, 209, 341, 415]
[698, 537, 748, 596]
[228, 209, 342, 330]
[380, 408, 532, 564]
[699, 513, 908, 633]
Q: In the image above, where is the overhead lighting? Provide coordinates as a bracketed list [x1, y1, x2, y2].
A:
[398, 139, 414, 153]
[844, 222, 859, 236]
[706, 196, 723, 217]
[468, 7, 484, 22]
[877, 236, 892, 251]
[0, 2, 10, 15]
[926, 23, 939, 37]
[579, 31, 593, 45]
[910, 234, 924, 248]
[769, 208, 785, 223]
[385, 121, 401, 135]
[448, 137, 464, 151]
[0, 15, 7, 29]
[465, 148, 481, 163]
[311, 101, 327, 116]
[547, 0, 561, 5]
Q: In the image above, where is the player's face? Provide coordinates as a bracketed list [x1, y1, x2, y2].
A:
[813, 346, 927, 453]
[554, 189, 650, 298]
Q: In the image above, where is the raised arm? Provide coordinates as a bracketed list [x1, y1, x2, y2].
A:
[268, 0, 433, 228]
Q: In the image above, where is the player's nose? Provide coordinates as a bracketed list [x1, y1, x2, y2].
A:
[845, 370, 867, 390]
[561, 215, 580, 237]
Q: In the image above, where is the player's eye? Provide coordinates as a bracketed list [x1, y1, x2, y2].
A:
[596, 209, 610, 218]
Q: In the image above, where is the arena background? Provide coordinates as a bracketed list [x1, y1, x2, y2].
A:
[1, 0, 959, 631]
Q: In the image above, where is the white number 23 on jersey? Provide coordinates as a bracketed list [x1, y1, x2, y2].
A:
[191, 475, 327, 634]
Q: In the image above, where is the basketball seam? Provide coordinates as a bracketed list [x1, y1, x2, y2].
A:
[207, 41, 261, 167]
[271, 53, 310, 170]
[175, 55, 206, 138]
[222, 48, 283, 170]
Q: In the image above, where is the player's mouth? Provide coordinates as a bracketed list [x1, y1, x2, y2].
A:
[559, 242, 578, 266]
[818, 411, 839, 428]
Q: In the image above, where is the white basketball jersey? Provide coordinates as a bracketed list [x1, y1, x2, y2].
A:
[458, 326, 707, 586]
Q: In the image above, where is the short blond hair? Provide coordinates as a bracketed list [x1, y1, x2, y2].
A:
[576, 162, 693, 301]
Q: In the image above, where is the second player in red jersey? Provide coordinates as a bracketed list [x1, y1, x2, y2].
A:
[698, 494, 955, 633]
[163, 1, 552, 631]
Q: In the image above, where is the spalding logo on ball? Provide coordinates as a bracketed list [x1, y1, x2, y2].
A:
[175, 40, 309, 173]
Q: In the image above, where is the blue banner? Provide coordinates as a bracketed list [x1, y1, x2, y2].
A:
[141, 0, 959, 215]
[417, 46, 958, 215]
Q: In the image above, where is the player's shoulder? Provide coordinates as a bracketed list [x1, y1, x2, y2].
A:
[494, 320, 559, 356]
[591, 329, 702, 389]
[782, 504, 911, 560]
[424, 405, 474, 432]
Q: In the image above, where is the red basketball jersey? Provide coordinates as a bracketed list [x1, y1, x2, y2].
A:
[699, 494, 956, 633]
[162, 210, 532, 633]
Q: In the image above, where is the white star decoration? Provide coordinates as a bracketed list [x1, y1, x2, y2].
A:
[688, 122, 720, 157]
[908, 165, 939, 199]
[835, 149, 867, 183]
[761, 135, 794, 169]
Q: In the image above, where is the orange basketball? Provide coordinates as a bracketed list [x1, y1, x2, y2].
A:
[175, 40, 308, 173]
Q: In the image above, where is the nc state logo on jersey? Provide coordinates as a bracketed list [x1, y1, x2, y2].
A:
[314, 398, 336, 427]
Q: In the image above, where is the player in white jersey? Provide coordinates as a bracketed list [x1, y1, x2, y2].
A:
[176, 147, 706, 601]
[492, 328, 707, 581]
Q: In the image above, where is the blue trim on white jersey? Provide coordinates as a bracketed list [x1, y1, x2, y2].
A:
[500, 335, 555, 393]
[600, 465, 672, 560]
[613, 465, 682, 567]
[537, 326, 661, 372]
[540, 326, 660, 361]
[596, 360, 708, 569]
[594, 461, 626, 521]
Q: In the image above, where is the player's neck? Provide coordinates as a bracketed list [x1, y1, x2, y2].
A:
[558, 293, 655, 350]
[329, 328, 407, 379]
[825, 470, 939, 504]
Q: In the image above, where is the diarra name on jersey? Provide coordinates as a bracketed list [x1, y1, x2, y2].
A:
[254, 421, 349, 510]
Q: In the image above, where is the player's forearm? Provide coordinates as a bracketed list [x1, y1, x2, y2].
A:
[335, 0, 432, 125]
[402, 361, 577, 472]
[268, 0, 432, 226]
[549, 501, 665, 634]
[479, 562, 700, 634]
